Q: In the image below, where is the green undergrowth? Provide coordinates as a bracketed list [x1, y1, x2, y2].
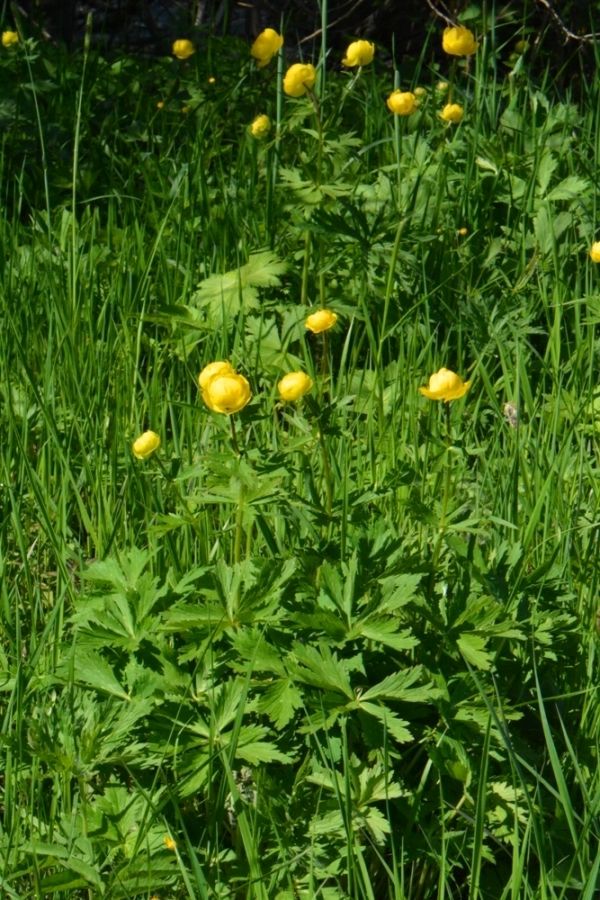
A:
[0, 8, 599, 899]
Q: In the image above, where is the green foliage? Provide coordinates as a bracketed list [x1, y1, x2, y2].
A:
[0, 11, 599, 900]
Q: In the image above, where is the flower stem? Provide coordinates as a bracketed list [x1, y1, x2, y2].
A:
[230, 415, 240, 456]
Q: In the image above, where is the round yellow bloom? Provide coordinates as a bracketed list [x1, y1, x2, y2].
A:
[250, 114, 271, 139]
[590, 242, 600, 262]
[440, 103, 464, 124]
[283, 63, 317, 98]
[132, 431, 161, 460]
[414, 86, 427, 97]
[156, 100, 165, 109]
[164, 835, 177, 851]
[2, 30, 18, 48]
[250, 28, 283, 68]
[203, 372, 251, 415]
[305, 309, 338, 334]
[198, 361, 235, 391]
[442, 25, 478, 57]
[419, 368, 471, 402]
[386, 90, 417, 116]
[342, 40, 375, 67]
[436, 80, 449, 93]
[172, 39, 195, 60]
[208, 76, 216, 84]
[278, 372, 313, 402]
[457, 227, 468, 236]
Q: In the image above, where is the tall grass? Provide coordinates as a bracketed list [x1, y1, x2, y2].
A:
[0, 9, 598, 899]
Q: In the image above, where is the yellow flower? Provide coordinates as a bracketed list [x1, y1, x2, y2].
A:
[208, 76, 216, 84]
[278, 372, 313, 402]
[305, 309, 338, 334]
[156, 100, 165, 109]
[2, 30, 18, 48]
[203, 372, 251, 415]
[419, 368, 471, 402]
[342, 40, 375, 67]
[457, 226, 468, 236]
[283, 63, 317, 98]
[442, 25, 478, 57]
[250, 114, 271, 139]
[386, 90, 417, 116]
[440, 102, 464, 124]
[590, 242, 600, 262]
[250, 28, 283, 68]
[436, 80, 449, 93]
[164, 835, 177, 852]
[414, 86, 427, 97]
[198, 360, 235, 391]
[132, 431, 161, 460]
[172, 39, 195, 60]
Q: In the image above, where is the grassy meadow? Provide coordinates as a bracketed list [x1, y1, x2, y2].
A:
[0, 10, 599, 899]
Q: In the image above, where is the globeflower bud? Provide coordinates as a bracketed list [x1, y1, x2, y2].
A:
[419, 368, 471, 402]
[132, 431, 161, 460]
[386, 90, 417, 116]
[283, 63, 317, 98]
[250, 114, 271, 139]
[440, 103, 464, 124]
[172, 39, 195, 60]
[342, 40, 375, 67]
[198, 361, 236, 391]
[277, 372, 313, 402]
[250, 28, 283, 68]
[442, 25, 478, 57]
[202, 372, 251, 414]
[2, 30, 19, 48]
[305, 309, 338, 334]
[590, 242, 600, 262]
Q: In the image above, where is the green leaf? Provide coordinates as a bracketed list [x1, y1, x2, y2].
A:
[290, 643, 355, 699]
[236, 742, 293, 765]
[361, 667, 437, 703]
[191, 250, 286, 326]
[457, 633, 492, 670]
[546, 175, 589, 201]
[353, 618, 418, 652]
[256, 678, 304, 730]
[359, 702, 413, 743]
[64, 649, 130, 699]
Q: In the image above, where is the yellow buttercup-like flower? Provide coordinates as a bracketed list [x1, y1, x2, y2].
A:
[132, 431, 161, 460]
[342, 40, 375, 67]
[164, 835, 177, 852]
[440, 103, 464, 124]
[442, 25, 478, 57]
[203, 372, 251, 415]
[2, 30, 19, 48]
[283, 63, 317, 98]
[386, 90, 417, 116]
[198, 360, 235, 391]
[172, 39, 195, 60]
[278, 372, 313, 402]
[250, 28, 283, 68]
[305, 309, 338, 334]
[419, 368, 471, 402]
[250, 114, 271, 139]
[590, 242, 600, 262]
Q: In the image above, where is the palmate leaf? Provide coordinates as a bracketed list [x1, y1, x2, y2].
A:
[256, 678, 304, 730]
[361, 666, 438, 703]
[358, 702, 413, 743]
[191, 250, 287, 326]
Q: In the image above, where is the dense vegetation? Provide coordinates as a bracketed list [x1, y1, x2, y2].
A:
[0, 8, 599, 898]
